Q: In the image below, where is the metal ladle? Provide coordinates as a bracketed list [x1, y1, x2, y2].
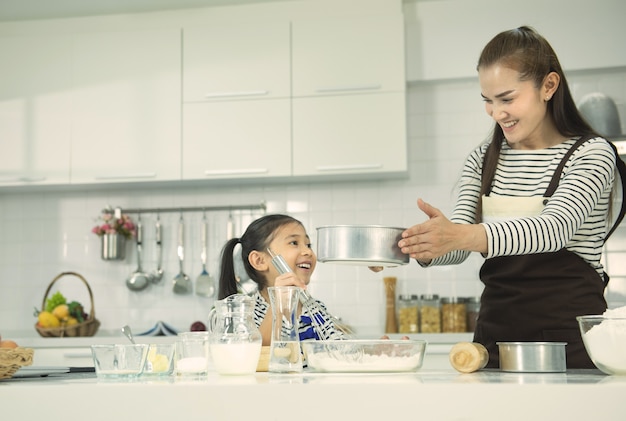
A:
[126, 215, 151, 291]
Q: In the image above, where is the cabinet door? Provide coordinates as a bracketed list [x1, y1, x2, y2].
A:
[292, 14, 405, 97]
[292, 92, 407, 177]
[70, 29, 181, 184]
[183, 22, 290, 103]
[182, 99, 291, 180]
[0, 35, 72, 186]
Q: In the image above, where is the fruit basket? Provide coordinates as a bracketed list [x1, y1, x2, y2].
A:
[35, 272, 100, 338]
[0, 347, 34, 379]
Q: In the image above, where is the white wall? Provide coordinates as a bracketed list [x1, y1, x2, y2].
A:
[1, 0, 626, 336]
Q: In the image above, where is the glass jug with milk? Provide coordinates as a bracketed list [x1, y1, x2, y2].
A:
[208, 294, 262, 375]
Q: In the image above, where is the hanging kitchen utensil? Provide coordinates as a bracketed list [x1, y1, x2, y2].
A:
[195, 212, 216, 297]
[126, 215, 151, 291]
[150, 214, 164, 284]
[172, 213, 192, 295]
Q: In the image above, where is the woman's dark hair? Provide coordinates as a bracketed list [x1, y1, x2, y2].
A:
[217, 214, 303, 299]
[476, 26, 598, 221]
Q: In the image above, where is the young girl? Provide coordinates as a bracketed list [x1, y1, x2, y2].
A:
[398, 26, 625, 368]
[217, 214, 347, 345]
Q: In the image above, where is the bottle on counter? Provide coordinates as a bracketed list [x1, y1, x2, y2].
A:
[419, 294, 441, 333]
[383, 277, 398, 334]
[441, 297, 467, 333]
[465, 296, 480, 333]
[397, 294, 419, 334]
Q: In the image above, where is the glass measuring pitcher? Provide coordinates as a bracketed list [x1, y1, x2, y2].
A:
[208, 293, 262, 375]
[268, 286, 303, 373]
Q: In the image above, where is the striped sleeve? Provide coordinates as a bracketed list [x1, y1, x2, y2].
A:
[482, 138, 615, 259]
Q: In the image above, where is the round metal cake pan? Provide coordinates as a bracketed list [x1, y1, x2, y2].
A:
[497, 342, 567, 373]
[316, 225, 409, 266]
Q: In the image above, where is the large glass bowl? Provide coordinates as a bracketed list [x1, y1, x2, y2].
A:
[577, 315, 626, 375]
[302, 339, 427, 373]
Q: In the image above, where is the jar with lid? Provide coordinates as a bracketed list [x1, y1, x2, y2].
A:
[419, 294, 441, 333]
[441, 297, 467, 333]
[465, 296, 480, 333]
[397, 294, 419, 334]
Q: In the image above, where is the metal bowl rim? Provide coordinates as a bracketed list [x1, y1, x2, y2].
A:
[496, 341, 567, 347]
[316, 225, 406, 231]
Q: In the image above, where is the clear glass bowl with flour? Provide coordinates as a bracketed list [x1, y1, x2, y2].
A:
[578, 306, 626, 375]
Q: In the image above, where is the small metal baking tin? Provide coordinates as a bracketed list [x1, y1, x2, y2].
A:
[497, 342, 567, 373]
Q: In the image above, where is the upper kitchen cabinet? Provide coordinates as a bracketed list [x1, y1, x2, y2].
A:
[291, 14, 407, 177]
[406, 0, 626, 81]
[292, 14, 405, 97]
[181, 22, 291, 180]
[292, 92, 406, 177]
[0, 34, 72, 186]
[183, 22, 290, 103]
[70, 28, 181, 184]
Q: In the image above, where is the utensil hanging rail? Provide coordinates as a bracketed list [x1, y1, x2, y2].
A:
[102, 202, 266, 216]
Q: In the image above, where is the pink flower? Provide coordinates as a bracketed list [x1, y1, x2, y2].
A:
[92, 213, 136, 239]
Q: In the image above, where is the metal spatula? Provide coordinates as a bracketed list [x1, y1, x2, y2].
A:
[172, 214, 192, 294]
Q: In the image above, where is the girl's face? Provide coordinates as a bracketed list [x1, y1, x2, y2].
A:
[479, 64, 559, 150]
[266, 222, 316, 286]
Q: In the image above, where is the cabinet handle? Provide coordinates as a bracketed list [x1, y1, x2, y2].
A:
[203, 168, 269, 176]
[94, 173, 157, 180]
[204, 90, 269, 99]
[315, 164, 383, 172]
[315, 84, 381, 93]
[0, 176, 47, 183]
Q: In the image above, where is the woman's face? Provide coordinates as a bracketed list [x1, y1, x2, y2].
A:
[267, 222, 316, 286]
[479, 64, 555, 150]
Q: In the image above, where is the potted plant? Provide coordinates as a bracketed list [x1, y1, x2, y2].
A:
[92, 208, 136, 261]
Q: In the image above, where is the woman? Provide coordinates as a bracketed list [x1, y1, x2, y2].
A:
[218, 214, 347, 345]
[398, 26, 625, 368]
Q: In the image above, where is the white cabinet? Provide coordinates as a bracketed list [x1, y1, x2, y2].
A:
[70, 29, 181, 184]
[183, 22, 290, 103]
[0, 34, 72, 186]
[291, 14, 407, 177]
[292, 14, 405, 97]
[183, 100, 291, 179]
[182, 22, 291, 180]
[293, 93, 406, 176]
[405, 0, 626, 81]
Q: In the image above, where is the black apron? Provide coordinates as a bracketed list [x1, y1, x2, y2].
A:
[473, 135, 626, 368]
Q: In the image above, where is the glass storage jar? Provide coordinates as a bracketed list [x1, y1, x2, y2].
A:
[397, 294, 419, 334]
[419, 294, 441, 333]
[441, 297, 467, 333]
[465, 296, 480, 333]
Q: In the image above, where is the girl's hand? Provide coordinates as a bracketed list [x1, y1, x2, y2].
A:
[274, 272, 307, 289]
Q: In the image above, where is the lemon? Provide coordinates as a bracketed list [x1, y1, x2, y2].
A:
[38, 311, 60, 328]
[65, 317, 78, 326]
[149, 353, 169, 372]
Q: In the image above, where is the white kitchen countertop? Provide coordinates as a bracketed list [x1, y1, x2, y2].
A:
[1, 368, 622, 420]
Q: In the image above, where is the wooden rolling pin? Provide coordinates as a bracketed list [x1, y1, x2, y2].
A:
[449, 342, 489, 373]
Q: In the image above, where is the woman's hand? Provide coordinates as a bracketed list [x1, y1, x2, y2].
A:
[398, 199, 487, 260]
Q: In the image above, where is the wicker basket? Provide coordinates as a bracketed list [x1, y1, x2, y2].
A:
[0, 347, 34, 380]
[35, 272, 101, 338]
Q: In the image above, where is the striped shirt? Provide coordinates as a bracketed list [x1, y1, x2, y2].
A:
[430, 136, 616, 279]
[253, 291, 346, 341]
